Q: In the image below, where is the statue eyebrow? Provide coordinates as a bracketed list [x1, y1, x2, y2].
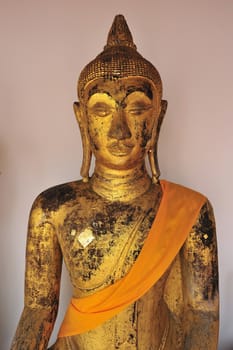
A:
[126, 85, 153, 100]
[90, 102, 111, 108]
[88, 84, 113, 99]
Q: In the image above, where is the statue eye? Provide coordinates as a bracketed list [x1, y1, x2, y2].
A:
[89, 103, 113, 117]
[127, 104, 153, 116]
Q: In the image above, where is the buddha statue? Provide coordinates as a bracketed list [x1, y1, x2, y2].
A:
[11, 15, 219, 350]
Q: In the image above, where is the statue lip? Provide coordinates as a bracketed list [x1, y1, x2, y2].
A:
[107, 141, 134, 156]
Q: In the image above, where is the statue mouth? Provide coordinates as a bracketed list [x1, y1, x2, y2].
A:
[107, 141, 134, 156]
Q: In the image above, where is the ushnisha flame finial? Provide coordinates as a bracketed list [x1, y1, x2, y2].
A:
[104, 14, 137, 50]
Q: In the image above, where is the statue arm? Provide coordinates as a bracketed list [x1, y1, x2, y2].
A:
[11, 195, 63, 350]
[181, 200, 219, 350]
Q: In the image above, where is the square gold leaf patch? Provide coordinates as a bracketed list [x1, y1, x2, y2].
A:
[77, 228, 95, 248]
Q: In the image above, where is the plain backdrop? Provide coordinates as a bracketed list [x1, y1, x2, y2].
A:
[1, 1, 233, 349]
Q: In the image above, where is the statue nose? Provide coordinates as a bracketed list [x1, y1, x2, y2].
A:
[108, 108, 131, 140]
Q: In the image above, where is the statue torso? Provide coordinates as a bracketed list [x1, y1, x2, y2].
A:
[48, 180, 181, 349]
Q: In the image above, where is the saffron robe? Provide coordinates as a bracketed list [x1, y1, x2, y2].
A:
[58, 180, 206, 337]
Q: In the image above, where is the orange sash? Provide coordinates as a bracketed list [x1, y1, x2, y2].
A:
[58, 180, 206, 337]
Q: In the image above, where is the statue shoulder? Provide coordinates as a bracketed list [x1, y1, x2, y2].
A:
[191, 199, 216, 246]
[181, 198, 216, 250]
[161, 180, 207, 202]
[181, 198, 218, 283]
[30, 180, 91, 213]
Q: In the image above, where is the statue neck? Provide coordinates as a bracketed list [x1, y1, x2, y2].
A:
[90, 162, 152, 202]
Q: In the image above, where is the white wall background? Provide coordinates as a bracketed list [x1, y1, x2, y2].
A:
[1, 1, 232, 349]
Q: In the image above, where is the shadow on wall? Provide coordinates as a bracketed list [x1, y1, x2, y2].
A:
[0, 141, 18, 347]
[220, 345, 233, 350]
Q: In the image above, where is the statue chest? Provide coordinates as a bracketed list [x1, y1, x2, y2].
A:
[56, 198, 156, 294]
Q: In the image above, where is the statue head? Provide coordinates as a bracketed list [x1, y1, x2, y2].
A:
[74, 15, 167, 182]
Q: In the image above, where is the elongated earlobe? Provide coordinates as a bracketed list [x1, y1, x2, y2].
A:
[148, 100, 168, 183]
[73, 102, 92, 182]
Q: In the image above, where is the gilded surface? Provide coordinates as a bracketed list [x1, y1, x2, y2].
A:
[11, 14, 219, 350]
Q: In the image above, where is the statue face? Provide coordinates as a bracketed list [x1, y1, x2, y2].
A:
[84, 77, 160, 170]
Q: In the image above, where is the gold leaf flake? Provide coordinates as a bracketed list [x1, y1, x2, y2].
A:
[70, 229, 76, 236]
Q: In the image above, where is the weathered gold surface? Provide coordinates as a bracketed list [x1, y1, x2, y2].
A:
[11, 14, 219, 350]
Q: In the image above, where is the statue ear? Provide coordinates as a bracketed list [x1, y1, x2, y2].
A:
[73, 101, 92, 182]
[155, 99, 167, 145]
[148, 99, 168, 183]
